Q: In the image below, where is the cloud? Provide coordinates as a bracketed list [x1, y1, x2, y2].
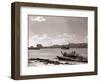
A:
[82, 36, 88, 43]
[52, 38, 68, 45]
[39, 34, 48, 40]
[29, 35, 39, 47]
[31, 16, 46, 22]
[29, 34, 87, 47]
[57, 33, 70, 38]
[29, 34, 51, 47]
[57, 33, 87, 43]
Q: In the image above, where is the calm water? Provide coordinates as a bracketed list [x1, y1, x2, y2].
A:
[28, 48, 87, 66]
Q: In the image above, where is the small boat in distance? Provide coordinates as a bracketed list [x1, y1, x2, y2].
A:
[61, 44, 70, 49]
[61, 46, 69, 49]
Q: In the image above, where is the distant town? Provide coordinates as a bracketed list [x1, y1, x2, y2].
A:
[28, 43, 88, 50]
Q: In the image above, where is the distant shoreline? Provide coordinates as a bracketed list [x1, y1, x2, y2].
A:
[28, 47, 87, 50]
[28, 43, 88, 50]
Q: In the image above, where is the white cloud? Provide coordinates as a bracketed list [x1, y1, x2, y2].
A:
[39, 34, 48, 40]
[52, 38, 68, 45]
[63, 33, 67, 36]
[81, 36, 88, 43]
[29, 34, 87, 47]
[29, 35, 39, 47]
[57, 33, 72, 38]
[29, 34, 51, 47]
[31, 16, 46, 22]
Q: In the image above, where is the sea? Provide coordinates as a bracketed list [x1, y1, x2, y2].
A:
[28, 48, 87, 66]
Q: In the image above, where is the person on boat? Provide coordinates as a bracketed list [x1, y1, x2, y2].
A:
[71, 51, 76, 55]
[61, 51, 68, 56]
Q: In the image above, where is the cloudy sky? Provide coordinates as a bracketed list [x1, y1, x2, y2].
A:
[28, 15, 88, 47]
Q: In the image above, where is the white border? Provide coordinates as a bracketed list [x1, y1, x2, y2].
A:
[20, 7, 95, 75]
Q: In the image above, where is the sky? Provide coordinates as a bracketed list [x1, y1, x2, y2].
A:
[28, 15, 88, 47]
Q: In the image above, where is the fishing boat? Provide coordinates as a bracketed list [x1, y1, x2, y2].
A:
[61, 51, 79, 58]
[61, 46, 70, 49]
[56, 55, 87, 62]
[61, 47, 69, 49]
[60, 51, 88, 62]
[56, 56, 75, 61]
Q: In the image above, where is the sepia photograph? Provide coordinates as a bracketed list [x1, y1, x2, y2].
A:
[11, 2, 97, 79]
[28, 15, 88, 66]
